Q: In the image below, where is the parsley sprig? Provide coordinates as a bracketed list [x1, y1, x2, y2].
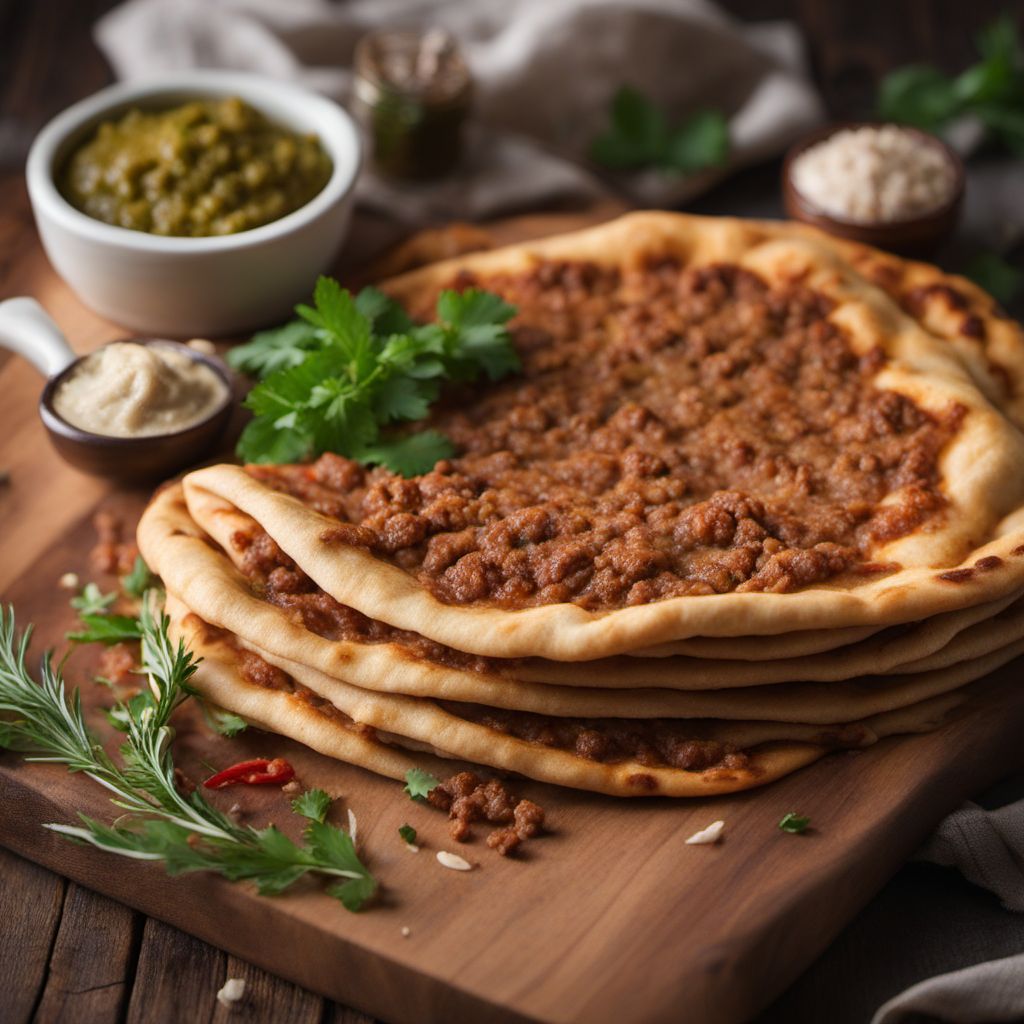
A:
[879, 15, 1024, 154]
[0, 599, 376, 910]
[590, 85, 729, 175]
[229, 278, 519, 475]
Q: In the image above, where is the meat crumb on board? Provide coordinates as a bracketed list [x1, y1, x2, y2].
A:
[427, 771, 546, 857]
[90, 509, 139, 575]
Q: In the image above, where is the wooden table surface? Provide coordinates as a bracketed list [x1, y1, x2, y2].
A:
[1, 3, 1022, 1023]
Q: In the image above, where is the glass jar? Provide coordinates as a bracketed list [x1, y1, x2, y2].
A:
[352, 28, 473, 181]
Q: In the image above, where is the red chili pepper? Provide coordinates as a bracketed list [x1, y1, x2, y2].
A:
[203, 757, 295, 789]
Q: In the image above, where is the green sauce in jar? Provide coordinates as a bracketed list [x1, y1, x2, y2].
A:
[59, 96, 333, 237]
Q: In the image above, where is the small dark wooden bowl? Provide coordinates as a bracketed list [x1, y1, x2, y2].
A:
[782, 121, 964, 256]
[39, 340, 233, 482]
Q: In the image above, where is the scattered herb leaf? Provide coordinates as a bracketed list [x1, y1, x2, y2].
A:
[590, 85, 730, 174]
[292, 788, 333, 825]
[66, 613, 143, 646]
[878, 15, 1024, 153]
[234, 277, 519, 475]
[398, 824, 418, 845]
[778, 812, 811, 834]
[121, 556, 156, 599]
[964, 250, 1024, 305]
[70, 582, 116, 616]
[0, 598, 377, 910]
[198, 701, 248, 738]
[103, 690, 152, 732]
[404, 768, 441, 802]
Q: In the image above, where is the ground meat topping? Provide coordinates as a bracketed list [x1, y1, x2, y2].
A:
[230, 522, 496, 673]
[250, 258, 961, 611]
[426, 770, 546, 856]
[442, 702, 749, 773]
[98, 642, 136, 686]
[90, 509, 140, 575]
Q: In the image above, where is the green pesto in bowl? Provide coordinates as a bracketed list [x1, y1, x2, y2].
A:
[58, 96, 333, 237]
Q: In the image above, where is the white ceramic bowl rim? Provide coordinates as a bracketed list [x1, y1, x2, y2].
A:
[26, 69, 362, 254]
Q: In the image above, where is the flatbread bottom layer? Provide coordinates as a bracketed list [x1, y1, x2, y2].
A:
[167, 598, 967, 798]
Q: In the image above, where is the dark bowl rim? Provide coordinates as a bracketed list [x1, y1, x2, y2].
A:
[39, 339, 234, 448]
[782, 120, 966, 232]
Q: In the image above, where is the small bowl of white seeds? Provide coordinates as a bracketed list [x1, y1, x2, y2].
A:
[783, 122, 964, 254]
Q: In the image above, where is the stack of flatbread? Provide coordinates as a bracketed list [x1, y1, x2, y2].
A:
[138, 213, 1024, 798]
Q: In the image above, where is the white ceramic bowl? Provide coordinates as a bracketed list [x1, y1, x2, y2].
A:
[26, 71, 362, 337]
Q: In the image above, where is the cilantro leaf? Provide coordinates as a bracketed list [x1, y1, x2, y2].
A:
[964, 251, 1024, 306]
[121, 556, 155, 599]
[227, 321, 321, 378]
[399, 824, 417, 845]
[372, 375, 436, 424]
[235, 278, 519, 474]
[67, 613, 143, 646]
[292, 788, 333, 824]
[355, 431, 456, 477]
[329, 873, 379, 913]
[436, 289, 521, 380]
[70, 582, 116, 615]
[404, 767, 441, 802]
[197, 701, 248, 738]
[236, 415, 311, 465]
[590, 86, 730, 175]
[297, 277, 376, 382]
[304, 818, 378, 910]
[778, 812, 811, 835]
[355, 286, 414, 336]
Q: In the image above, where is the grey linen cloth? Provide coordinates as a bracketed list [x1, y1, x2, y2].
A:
[873, 953, 1024, 1024]
[867, 797, 1024, 1024]
[95, 0, 824, 222]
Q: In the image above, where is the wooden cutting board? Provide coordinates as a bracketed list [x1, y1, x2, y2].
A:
[1, 176, 1022, 1024]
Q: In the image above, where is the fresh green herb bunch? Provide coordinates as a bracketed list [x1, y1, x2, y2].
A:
[228, 277, 519, 476]
[0, 598, 376, 910]
[590, 85, 730, 175]
[879, 15, 1024, 154]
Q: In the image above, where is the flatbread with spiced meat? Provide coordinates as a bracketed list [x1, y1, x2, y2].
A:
[139, 485, 1024, 706]
[368, 215, 1024, 433]
[178, 213, 1024, 660]
[168, 598, 967, 799]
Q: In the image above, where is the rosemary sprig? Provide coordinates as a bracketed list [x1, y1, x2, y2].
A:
[0, 598, 376, 910]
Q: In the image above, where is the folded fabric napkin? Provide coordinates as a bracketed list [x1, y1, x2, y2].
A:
[873, 952, 1024, 1024]
[95, 0, 824, 223]
[865, 791, 1024, 1023]
[918, 796, 1024, 914]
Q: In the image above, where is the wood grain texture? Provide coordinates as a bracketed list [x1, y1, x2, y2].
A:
[0, 5, 1022, 1019]
[0, 846, 66, 1022]
[0, 331, 1023, 1024]
[34, 883, 139, 1024]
